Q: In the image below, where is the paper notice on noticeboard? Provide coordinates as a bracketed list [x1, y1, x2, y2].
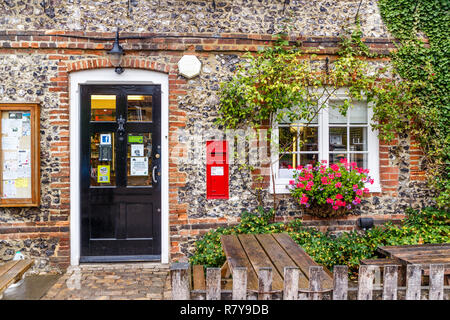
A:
[15, 178, 28, 188]
[3, 180, 17, 198]
[17, 163, 31, 178]
[7, 119, 22, 137]
[18, 150, 30, 165]
[3, 151, 18, 161]
[2, 137, 19, 150]
[3, 160, 18, 180]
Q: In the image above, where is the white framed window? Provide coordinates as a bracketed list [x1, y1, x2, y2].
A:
[270, 90, 381, 194]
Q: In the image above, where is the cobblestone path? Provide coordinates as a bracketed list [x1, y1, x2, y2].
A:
[41, 263, 171, 300]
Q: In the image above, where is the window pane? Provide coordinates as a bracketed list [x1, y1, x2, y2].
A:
[299, 127, 318, 151]
[90, 132, 116, 186]
[349, 101, 368, 124]
[127, 133, 153, 186]
[350, 127, 367, 151]
[127, 95, 153, 122]
[278, 107, 318, 124]
[300, 154, 318, 167]
[329, 152, 347, 165]
[350, 153, 368, 169]
[91, 95, 116, 121]
[279, 153, 293, 169]
[329, 127, 347, 151]
[329, 104, 347, 124]
[279, 126, 297, 153]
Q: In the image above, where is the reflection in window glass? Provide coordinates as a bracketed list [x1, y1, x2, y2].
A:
[127, 133, 153, 186]
[350, 127, 367, 151]
[90, 132, 116, 186]
[91, 95, 116, 121]
[329, 127, 347, 151]
[350, 153, 368, 169]
[299, 127, 318, 151]
[128, 95, 152, 122]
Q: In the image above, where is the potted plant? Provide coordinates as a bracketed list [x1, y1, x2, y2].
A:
[288, 158, 374, 217]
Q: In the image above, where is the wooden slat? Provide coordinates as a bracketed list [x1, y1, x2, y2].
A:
[283, 266, 299, 300]
[309, 266, 323, 300]
[333, 266, 348, 300]
[170, 262, 190, 300]
[238, 234, 284, 290]
[382, 265, 399, 300]
[255, 234, 309, 289]
[405, 265, 422, 300]
[257, 267, 273, 300]
[272, 233, 333, 289]
[0, 260, 19, 277]
[360, 258, 400, 265]
[377, 244, 450, 258]
[206, 268, 221, 300]
[357, 265, 376, 300]
[232, 267, 247, 300]
[192, 265, 205, 290]
[402, 256, 450, 264]
[429, 264, 444, 300]
[220, 235, 259, 290]
[0, 259, 33, 293]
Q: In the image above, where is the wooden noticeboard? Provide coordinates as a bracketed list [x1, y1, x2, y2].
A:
[0, 103, 40, 207]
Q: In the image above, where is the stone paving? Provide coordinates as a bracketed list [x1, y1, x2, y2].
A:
[41, 263, 171, 300]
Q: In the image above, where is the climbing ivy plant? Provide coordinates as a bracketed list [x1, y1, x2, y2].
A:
[377, 0, 449, 208]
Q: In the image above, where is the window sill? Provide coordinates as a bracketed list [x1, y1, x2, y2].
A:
[270, 182, 382, 194]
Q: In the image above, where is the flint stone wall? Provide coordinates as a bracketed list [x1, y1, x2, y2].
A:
[1, 0, 389, 38]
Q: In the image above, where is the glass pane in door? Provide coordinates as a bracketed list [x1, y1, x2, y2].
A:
[127, 133, 153, 186]
[91, 95, 116, 121]
[90, 132, 116, 186]
[127, 95, 152, 122]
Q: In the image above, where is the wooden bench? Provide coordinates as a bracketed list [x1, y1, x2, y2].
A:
[0, 259, 34, 298]
[220, 233, 333, 291]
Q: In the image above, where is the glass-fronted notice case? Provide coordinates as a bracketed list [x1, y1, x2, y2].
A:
[0, 103, 40, 207]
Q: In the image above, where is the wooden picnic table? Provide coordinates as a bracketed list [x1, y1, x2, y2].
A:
[220, 233, 333, 291]
[377, 243, 450, 284]
[377, 243, 450, 266]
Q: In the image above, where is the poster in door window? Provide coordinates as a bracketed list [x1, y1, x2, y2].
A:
[97, 165, 110, 183]
[130, 157, 148, 176]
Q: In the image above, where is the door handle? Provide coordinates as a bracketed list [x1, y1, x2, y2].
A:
[152, 165, 158, 183]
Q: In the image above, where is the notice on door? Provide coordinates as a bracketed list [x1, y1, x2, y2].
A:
[97, 165, 110, 183]
[211, 166, 224, 176]
[130, 157, 148, 176]
[131, 144, 144, 157]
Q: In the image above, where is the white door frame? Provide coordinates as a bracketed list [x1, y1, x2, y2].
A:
[69, 68, 169, 265]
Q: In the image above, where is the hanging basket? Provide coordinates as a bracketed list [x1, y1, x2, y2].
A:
[301, 203, 352, 218]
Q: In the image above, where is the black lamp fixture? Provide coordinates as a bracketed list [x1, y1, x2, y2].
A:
[357, 217, 374, 230]
[108, 29, 124, 74]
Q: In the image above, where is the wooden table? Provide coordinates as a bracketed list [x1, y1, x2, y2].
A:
[220, 233, 333, 291]
[377, 243, 450, 283]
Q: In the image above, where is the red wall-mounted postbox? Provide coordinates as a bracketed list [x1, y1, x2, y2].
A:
[206, 140, 229, 199]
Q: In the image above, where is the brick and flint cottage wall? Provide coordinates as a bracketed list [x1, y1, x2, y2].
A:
[0, 0, 435, 272]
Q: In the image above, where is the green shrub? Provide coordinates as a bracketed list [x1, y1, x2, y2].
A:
[189, 206, 450, 277]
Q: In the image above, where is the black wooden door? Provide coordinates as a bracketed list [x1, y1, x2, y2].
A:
[80, 85, 161, 262]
